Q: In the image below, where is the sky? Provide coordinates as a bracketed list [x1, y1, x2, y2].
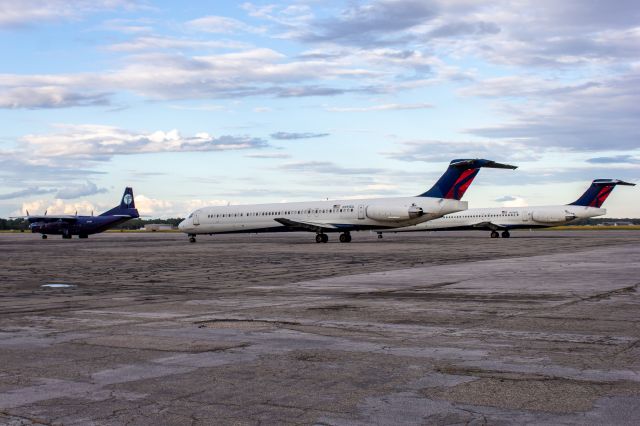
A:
[0, 0, 639, 218]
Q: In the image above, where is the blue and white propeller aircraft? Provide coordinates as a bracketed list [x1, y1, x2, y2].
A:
[21, 187, 139, 239]
[380, 179, 636, 238]
[179, 159, 517, 243]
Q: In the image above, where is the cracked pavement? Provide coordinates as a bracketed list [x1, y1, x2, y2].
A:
[1, 231, 640, 424]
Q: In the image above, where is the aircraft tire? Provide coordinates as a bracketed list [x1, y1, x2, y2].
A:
[490, 231, 499, 238]
[339, 233, 352, 243]
[41, 234, 47, 240]
[188, 235, 196, 243]
[377, 233, 383, 239]
[315, 234, 323, 243]
[321, 234, 328, 243]
[502, 230, 510, 238]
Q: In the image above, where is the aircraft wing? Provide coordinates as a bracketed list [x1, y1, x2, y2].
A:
[24, 215, 79, 223]
[274, 218, 339, 233]
[471, 221, 506, 231]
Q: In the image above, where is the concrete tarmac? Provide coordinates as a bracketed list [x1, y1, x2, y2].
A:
[1, 231, 639, 425]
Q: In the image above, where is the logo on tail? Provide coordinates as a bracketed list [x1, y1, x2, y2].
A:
[569, 179, 635, 208]
[419, 159, 517, 200]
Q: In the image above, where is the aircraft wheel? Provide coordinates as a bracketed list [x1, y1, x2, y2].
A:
[339, 233, 352, 243]
[315, 234, 324, 243]
[501, 230, 510, 238]
[188, 235, 196, 243]
[321, 234, 328, 243]
[377, 233, 383, 239]
[490, 231, 500, 238]
[41, 234, 47, 240]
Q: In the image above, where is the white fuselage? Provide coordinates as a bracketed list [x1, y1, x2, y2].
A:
[386, 204, 606, 232]
[179, 196, 467, 235]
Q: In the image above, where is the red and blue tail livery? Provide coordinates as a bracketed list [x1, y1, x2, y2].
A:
[569, 179, 636, 208]
[419, 159, 517, 200]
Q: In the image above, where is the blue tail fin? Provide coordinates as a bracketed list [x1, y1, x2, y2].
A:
[419, 159, 517, 199]
[99, 187, 139, 217]
[569, 179, 635, 207]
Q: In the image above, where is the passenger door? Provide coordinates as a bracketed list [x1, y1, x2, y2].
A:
[193, 213, 200, 226]
[358, 204, 365, 220]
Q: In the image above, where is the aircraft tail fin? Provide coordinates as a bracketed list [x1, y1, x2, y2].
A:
[419, 159, 517, 200]
[99, 187, 139, 217]
[569, 179, 635, 207]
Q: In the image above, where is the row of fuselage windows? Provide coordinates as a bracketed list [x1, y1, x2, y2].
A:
[204, 208, 355, 219]
[449, 212, 520, 219]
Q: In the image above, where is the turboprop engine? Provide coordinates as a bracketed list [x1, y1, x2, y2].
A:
[366, 204, 424, 221]
[531, 210, 576, 223]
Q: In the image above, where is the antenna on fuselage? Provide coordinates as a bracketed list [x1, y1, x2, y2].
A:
[91, 210, 94, 216]
[75, 210, 77, 216]
[26, 209, 30, 216]
[44, 210, 47, 216]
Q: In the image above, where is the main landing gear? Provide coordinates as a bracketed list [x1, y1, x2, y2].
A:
[490, 230, 511, 238]
[188, 234, 196, 243]
[62, 233, 72, 239]
[315, 233, 328, 243]
[339, 232, 352, 243]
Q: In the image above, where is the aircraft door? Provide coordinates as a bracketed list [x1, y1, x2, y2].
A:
[522, 211, 531, 222]
[358, 204, 365, 220]
[193, 213, 200, 226]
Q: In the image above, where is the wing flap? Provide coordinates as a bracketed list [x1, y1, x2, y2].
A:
[26, 215, 79, 223]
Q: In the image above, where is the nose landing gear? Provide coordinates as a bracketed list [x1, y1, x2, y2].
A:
[41, 234, 48, 240]
[188, 234, 196, 243]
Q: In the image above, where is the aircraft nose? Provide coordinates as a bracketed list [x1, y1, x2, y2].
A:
[178, 220, 186, 231]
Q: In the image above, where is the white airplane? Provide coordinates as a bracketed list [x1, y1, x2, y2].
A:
[178, 159, 517, 243]
[379, 179, 635, 239]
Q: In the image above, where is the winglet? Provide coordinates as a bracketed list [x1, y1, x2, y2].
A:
[419, 158, 517, 200]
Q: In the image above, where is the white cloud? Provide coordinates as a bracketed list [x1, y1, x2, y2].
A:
[18, 124, 269, 162]
[186, 15, 265, 34]
[0, 0, 137, 28]
[107, 36, 250, 52]
[19, 199, 97, 216]
[326, 103, 433, 112]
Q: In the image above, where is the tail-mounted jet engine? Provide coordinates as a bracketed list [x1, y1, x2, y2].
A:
[532, 210, 577, 223]
[366, 204, 424, 221]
